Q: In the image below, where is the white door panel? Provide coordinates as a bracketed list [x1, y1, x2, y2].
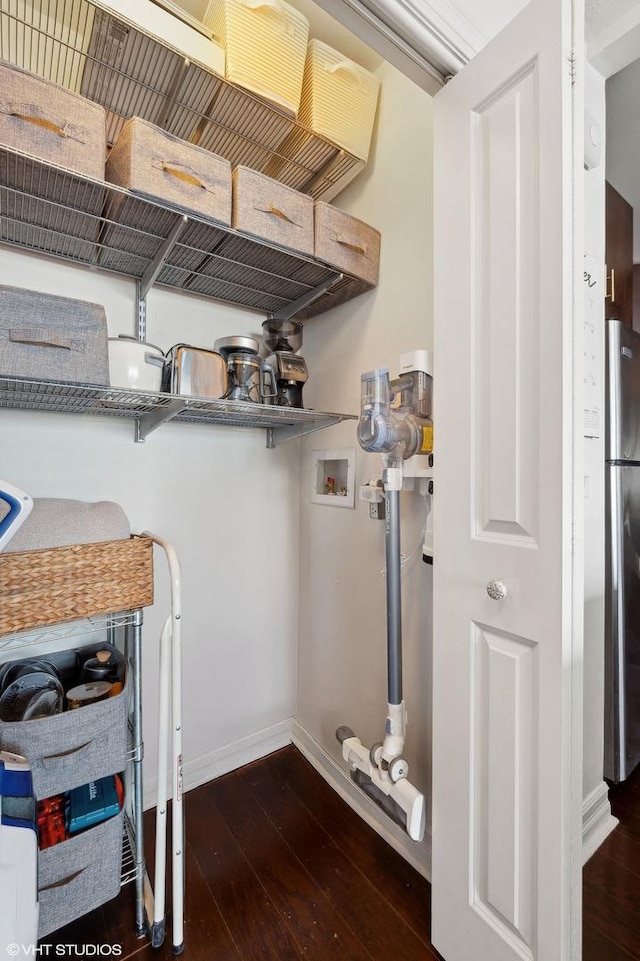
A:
[432, 0, 582, 958]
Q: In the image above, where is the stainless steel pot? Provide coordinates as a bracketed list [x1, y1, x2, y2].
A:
[108, 335, 165, 391]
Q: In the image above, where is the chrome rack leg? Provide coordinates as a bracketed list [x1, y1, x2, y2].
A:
[128, 609, 147, 938]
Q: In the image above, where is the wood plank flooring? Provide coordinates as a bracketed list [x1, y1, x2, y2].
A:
[42, 744, 640, 959]
[584, 763, 640, 960]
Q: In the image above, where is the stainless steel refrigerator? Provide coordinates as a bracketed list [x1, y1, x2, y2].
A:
[605, 319, 640, 782]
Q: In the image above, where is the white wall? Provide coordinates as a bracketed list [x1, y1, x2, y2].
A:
[0, 247, 300, 800]
[296, 59, 434, 841]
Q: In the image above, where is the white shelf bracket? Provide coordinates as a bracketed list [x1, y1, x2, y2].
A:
[266, 415, 344, 448]
[136, 214, 189, 339]
[156, 58, 190, 130]
[268, 272, 343, 321]
[135, 400, 189, 442]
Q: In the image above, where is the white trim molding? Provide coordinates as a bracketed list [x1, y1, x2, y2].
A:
[290, 718, 432, 881]
[311, 0, 456, 92]
[337, 0, 475, 72]
[144, 716, 616, 869]
[582, 780, 618, 864]
[143, 718, 291, 810]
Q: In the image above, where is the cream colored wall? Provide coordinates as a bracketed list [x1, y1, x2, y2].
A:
[297, 59, 434, 833]
[0, 247, 300, 800]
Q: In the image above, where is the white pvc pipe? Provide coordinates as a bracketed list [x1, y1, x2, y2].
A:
[141, 532, 184, 953]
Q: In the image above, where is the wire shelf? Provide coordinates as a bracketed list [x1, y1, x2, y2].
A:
[0, 145, 372, 318]
[0, 609, 139, 650]
[0, 375, 356, 443]
[0, 0, 365, 202]
[121, 814, 138, 888]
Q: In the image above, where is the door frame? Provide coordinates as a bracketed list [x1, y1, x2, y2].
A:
[320, 1, 586, 958]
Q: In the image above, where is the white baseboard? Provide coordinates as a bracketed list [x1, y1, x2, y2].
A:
[290, 718, 432, 881]
[143, 717, 614, 875]
[582, 779, 618, 864]
[143, 718, 292, 810]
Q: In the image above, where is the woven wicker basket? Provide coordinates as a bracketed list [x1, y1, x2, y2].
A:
[0, 535, 154, 636]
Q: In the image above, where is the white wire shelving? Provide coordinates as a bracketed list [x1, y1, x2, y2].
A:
[0, 0, 365, 202]
[0, 374, 356, 444]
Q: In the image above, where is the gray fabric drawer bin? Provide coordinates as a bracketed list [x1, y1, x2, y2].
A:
[0, 670, 130, 800]
[38, 811, 123, 937]
[0, 285, 109, 385]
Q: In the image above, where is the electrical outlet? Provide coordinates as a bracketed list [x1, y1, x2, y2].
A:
[370, 500, 385, 520]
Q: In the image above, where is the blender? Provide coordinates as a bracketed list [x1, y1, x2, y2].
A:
[261, 319, 308, 408]
[214, 336, 276, 404]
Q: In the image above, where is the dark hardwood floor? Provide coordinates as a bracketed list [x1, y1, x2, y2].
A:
[42, 744, 640, 959]
[584, 763, 640, 960]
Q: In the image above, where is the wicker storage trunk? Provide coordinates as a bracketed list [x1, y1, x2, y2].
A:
[299, 40, 380, 162]
[0, 60, 107, 242]
[232, 165, 314, 257]
[0, 535, 154, 636]
[0, 285, 109, 386]
[314, 201, 380, 286]
[204, 0, 309, 116]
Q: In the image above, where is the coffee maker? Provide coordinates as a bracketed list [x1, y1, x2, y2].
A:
[214, 336, 276, 403]
[262, 319, 308, 408]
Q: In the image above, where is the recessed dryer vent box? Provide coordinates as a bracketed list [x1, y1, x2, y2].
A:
[311, 449, 355, 508]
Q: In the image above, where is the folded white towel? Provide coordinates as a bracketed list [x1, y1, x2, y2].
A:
[3, 498, 130, 553]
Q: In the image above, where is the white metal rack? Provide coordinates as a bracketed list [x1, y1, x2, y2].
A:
[0, 608, 149, 937]
[0, 0, 368, 440]
[0, 145, 373, 322]
[0, 374, 357, 444]
[0, 0, 365, 203]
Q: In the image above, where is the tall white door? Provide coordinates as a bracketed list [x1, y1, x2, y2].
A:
[431, 0, 584, 959]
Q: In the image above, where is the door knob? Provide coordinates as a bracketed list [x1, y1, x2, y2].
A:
[486, 579, 508, 600]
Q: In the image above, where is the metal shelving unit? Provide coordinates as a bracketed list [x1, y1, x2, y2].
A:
[0, 0, 365, 202]
[0, 608, 148, 937]
[0, 145, 372, 321]
[0, 375, 356, 444]
[0, 1, 367, 439]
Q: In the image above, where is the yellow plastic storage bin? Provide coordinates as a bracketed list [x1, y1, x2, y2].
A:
[204, 0, 309, 116]
[299, 39, 380, 162]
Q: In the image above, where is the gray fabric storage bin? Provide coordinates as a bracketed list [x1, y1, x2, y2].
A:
[105, 117, 232, 224]
[0, 61, 107, 243]
[314, 201, 380, 286]
[0, 60, 106, 180]
[0, 285, 109, 386]
[0, 669, 130, 800]
[38, 811, 123, 937]
[232, 165, 314, 257]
